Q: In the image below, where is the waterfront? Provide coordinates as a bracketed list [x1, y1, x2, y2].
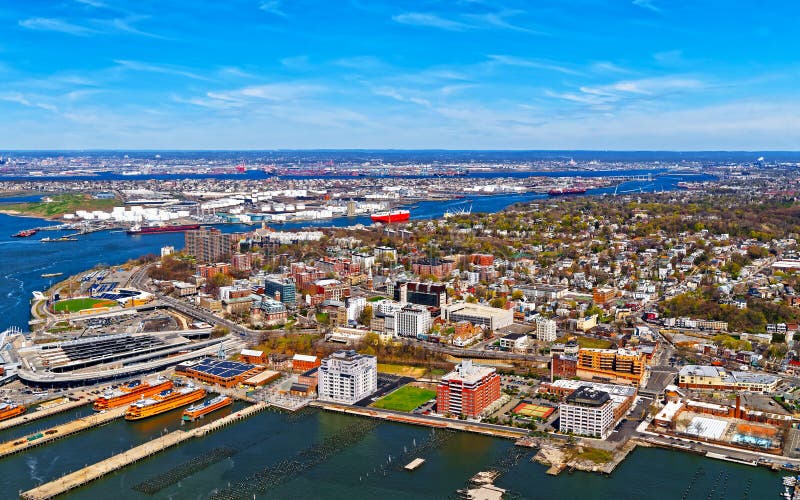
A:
[0, 406, 781, 499]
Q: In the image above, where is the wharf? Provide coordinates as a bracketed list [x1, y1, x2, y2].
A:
[0, 395, 90, 431]
[0, 406, 126, 459]
[312, 402, 527, 440]
[20, 402, 268, 499]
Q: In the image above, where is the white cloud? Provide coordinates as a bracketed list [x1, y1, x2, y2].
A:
[487, 54, 583, 76]
[632, 0, 662, 14]
[392, 12, 471, 31]
[19, 18, 96, 36]
[259, 1, 287, 17]
[115, 60, 211, 81]
[373, 87, 431, 107]
[0, 92, 58, 112]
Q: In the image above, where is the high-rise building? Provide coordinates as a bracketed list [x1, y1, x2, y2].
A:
[185, 227, 236, 263]
[559, 386, 615, 439]
[317, 350, 378, 405]
[436, 360, 500, 418]
[393, 281, 447, 308]
[263, 277, 296, 306]
[536, 318, 558, 342]
[396, 304, 432, 338]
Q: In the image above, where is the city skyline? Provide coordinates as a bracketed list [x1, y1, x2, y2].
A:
[2, 0, 799, 150]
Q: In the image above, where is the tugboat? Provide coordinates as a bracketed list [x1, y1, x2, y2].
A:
[12, 229, 37, 238]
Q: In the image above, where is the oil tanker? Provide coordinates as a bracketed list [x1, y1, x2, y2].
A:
[126, 224, 200, 235]
[0, 402, 26, 421]
[125, 385, 206, 421]
[93, 379, 173, 411]
[370, 209, 410, 223]
[182, 394, 233, 421]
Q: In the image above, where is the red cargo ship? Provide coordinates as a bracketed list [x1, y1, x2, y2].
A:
[547, 187, 587, 196]
[370, 210, 410, 223]
[12, 229, 38, 237]
[126, 224, 201, 235]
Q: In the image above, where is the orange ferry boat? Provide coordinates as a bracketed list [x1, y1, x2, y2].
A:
[182, 395, 233, 421]
[93, 379, 173, 411]
[125, 385, 206, 421]
[0, 402, 26, 421]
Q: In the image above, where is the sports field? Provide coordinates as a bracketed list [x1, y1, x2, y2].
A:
[53, 297, 116, 313]
[371, 386, 436, 412]
[512, 403, 555, 419]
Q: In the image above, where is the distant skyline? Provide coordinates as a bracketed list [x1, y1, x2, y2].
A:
[1, 0, 799, 150]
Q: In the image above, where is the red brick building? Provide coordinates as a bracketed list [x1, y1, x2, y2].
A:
[292, 353, 321, 372]
[437, 360, 500, 418]
[197, 263, 231, 279]
[551, 353, 578, 380]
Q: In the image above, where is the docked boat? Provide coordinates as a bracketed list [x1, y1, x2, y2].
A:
[125, 385, 206, 421]
[182, 395, 233, 421]
[370, 209, 410, 223]
[12, 229, 37, 238]
[126, 224, 201, 235]
[41, 237, 78, 242]
[0, 402, 26, 421]
[93, 379, 173, 411]
[548, 187, 587, 196]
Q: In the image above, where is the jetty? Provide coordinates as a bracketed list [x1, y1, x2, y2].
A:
[0, 406, 126, 459]
[20, 402, 268, 500]
[0, 394, 91, 431]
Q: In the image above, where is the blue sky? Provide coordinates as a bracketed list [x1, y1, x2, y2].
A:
[1, 0, 799, 150]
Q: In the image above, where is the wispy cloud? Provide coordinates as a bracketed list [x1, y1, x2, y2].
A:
[0, 92, 58, 112]
[75, 0, 108, 8]
[466, 10, 545, 35]
[392, 12, 471, 31]
[19, 18, 96, 36]
[548, 76, 705, 110]
[185, 82, 325, 109]
[632, 0, 662, 14]
[373, 87, 431, 107]
[259, 1, 287, 17]
[487, 54, 583, 76]
[115, 60, 211, 81]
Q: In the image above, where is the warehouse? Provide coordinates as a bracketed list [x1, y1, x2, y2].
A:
[177, 357, 263, 388]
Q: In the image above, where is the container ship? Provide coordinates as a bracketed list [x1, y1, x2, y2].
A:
[0, 402, 26, 421]
[182, 395, 233, 421]
[127, 224, 201, 235]
[93, 379, 173, 411]
[370, 209, 410, 223]
[547, 187, 587, 196]
[125, 385, 206, 421]
[12, 229, 38, 238]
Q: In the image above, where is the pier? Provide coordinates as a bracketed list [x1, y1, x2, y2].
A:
[20, 402, 267, 499]
[0, 394, 91, 432]
[0, 406, 126, 459]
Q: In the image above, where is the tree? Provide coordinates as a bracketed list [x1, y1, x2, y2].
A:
[358, 305, 373, 326]
[511, 289, 524, 301]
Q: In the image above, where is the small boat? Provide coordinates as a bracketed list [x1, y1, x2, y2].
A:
[41, 237, 78, 243]
[41, 272, 63, 278]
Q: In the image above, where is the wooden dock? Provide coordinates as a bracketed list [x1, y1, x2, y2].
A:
[20, 402, 268, 500]
[0, 406, 126, 459]
[0, 394, 91, 432]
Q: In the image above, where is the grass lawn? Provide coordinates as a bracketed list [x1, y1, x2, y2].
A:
[371, 385, 436, 412]
[367, 296, 387, 302]
[0, 193, 120, 218]
[575, 447, 613, 464]
[377, 363, 427, 378]
[53, 297, 116, 313]
[558, 335, 613, 349]
[315, 312, 329, 323]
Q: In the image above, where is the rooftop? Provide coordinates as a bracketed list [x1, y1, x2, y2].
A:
[565, 386, 611, 407]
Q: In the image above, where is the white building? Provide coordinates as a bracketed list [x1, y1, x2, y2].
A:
[441, 302, 514, 331]
[536, 318, 557, 342]
[317, 350, 378, 404]
[346, 296, 367, 323]
[559, 386, 615, 439]
[396, 304, 432, 338]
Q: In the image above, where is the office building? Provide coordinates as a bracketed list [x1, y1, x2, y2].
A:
[441, 302, 514, 331]
[536, 318, 558, 342]
[396, 304, 432, 338]
[263, 277, 296, 306]
[559, 386, 615, 439]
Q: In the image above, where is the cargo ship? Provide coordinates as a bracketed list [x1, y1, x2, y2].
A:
[370, 209, 410, 223]
[0, 402, 26, 421]
[41, 236, 78, 242]
[93, 379, 173, 411]
[127, 224, 201, 235]
[182, 394, 233, 421]
[125, 385, 206, 420]
[547, 187, 587, 196]
[12, 229, 37, 238]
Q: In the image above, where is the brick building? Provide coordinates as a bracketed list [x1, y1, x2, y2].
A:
[436, 360, 501, 418]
